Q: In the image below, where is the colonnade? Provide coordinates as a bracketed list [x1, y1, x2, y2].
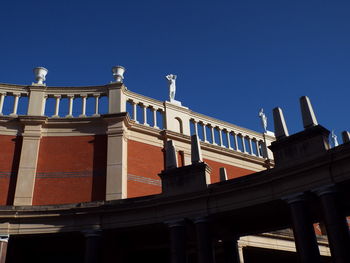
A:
[285, 186, 350, 263]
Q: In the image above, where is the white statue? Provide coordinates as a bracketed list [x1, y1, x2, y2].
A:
[166, 74, 177, 101]
[259, 108, 267, 132]
[331, 130, 339, 147]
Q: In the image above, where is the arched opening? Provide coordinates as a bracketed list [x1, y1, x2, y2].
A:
[174, 117, 183, 134]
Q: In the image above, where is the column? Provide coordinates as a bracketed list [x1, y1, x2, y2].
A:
[315, 186, 350, 263]
[53, 95, 61, 118]
[194, 217, 215, 263]
[285, 194, 321, 263]
[10, 93, 20, 116]
[132, 102, 138, 122]
[222, 238, 240, 263]
[0, 93, 5, 115]
[202, 123, 207, 142]
[93, 94, 100, 117]
[142, 104, 149, 126]
[84, 230, 102, 263]
[167, 220, 187, 263]
[66, 95, 74, 118]
[226, 131, 231, 149]
[0, 235, 9, 263]
[210, 126, 216, 145]
[79, 95, 87, 117]
[218, 128, 223, 146]
[153, 108, 158, 128]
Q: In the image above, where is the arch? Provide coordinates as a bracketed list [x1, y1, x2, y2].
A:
[175, 117, 183, 134]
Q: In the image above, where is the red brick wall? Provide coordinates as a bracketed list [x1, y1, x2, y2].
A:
[204, 158, 254, 183]
[127, 140, 164, 198]
[0, 135, 22, 205]
[33, 135, 107, 205]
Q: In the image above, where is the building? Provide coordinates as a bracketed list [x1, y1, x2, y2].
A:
[0, 66, 348, 262]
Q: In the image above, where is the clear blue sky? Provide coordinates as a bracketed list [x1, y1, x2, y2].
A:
[1, 0, 349, 138]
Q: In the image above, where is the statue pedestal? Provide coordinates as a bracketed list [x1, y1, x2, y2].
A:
[169, 99, 182, 106]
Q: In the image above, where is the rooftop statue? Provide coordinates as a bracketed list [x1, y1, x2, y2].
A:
[166, 74, 177, 102]
[259, 108, 268, 133]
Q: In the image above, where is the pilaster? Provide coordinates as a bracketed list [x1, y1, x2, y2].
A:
[13, 116, 46, 205]
[104, 113, 129, 200]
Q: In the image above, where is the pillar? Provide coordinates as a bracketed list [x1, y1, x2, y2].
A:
[315, 186, 350, 263]
[226, 131, 231, 149]
[108, 83, 126, 114]
[285, 194, 321, 263]
[0, 235, 9, 263]
[194, 217, 215, 263]
[84, 230, 102, 263]
[167, 220, 187, 263]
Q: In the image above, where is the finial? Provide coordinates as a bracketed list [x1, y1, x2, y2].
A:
[165, 140, 178, 169]
[258, 108, 267, 133]
[300, 96, 318, 129]
[331, 130, 339, 147]
[33, 67, 48, 85]
[191, 134, 203, 164]
[273, 107, 289, 139]
[112, 66, 126, 83]
[219, 167, 228, 182]
[342, 131, 350, 143]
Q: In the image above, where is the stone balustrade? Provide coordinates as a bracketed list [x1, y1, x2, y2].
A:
[0, 82, 273, 160]
[125, 90, 165, 129]
[189, 115, 270, 159]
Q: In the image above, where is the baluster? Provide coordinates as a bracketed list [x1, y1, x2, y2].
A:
[242, 135, 247, 153]
[248, 137, 253, 154]
[226, 131, 231, 149]
[233, 133, 238, 151]
[41, 95, 47, 116]
[133, 102, 138, 122]
[66, 95, 74, 118]
[79, 95, 87, 117]
[255, 139, 260, 157]
[143, 104, 148, 126]
[193, 120, 199, 135]
[153, 108, 158, 128]
[218, 128, 223, 146]
[202, 123, 207, 142]
[93, 94, 100, 117]
[53, 95, 61, 118]
[0, 92, 6, 115]
[10, 93, 20, 116]
[211, 126, 216, 145]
